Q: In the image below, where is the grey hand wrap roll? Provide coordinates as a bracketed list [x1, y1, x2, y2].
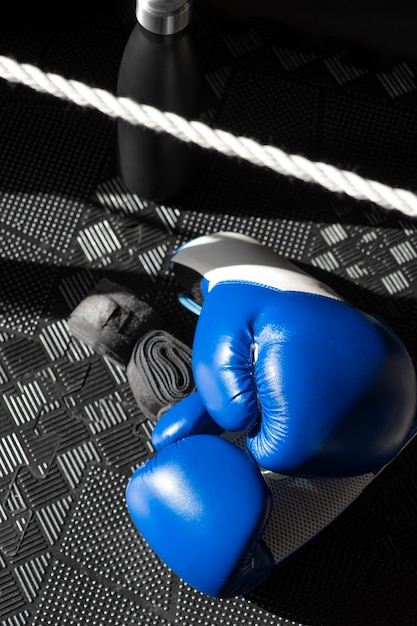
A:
[68, 279, 163, 365]
[127, 329, 195, 420]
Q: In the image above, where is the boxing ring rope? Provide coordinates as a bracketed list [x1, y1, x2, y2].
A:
[1, 54, 417, 218]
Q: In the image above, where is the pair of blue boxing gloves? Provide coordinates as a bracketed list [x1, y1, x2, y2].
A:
[126, 231, 417, 598]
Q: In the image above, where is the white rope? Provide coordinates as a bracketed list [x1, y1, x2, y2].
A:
[1, 54, 417, 217]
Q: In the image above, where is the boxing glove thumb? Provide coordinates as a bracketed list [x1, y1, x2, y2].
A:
[126, 434, 275, 597]
[151, 391, 223, 451]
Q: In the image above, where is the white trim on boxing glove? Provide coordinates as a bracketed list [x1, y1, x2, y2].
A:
[173, 231, 342, 307]
[205, 264, 342, 300]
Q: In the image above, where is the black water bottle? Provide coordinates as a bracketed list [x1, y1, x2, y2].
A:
[117, 0, 202, 202]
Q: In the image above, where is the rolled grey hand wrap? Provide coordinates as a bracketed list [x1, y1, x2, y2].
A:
[68, 279, 163, 366]
[127, 329, 195, 420]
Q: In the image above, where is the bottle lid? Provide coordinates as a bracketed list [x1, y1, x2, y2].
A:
[137, 0, 193, 35]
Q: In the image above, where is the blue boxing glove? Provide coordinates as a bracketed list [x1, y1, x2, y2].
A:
[126, 232, 417, 600]
[165, 231, 417, 477]
[126, 434, 275, 597]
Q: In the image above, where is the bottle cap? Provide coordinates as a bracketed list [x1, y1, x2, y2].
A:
[137, 0, 193, 35]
